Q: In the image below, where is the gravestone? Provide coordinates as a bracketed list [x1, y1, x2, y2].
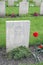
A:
[33, 0, 36, 2]
[14, 0, 18, 1]
[40, 2, 43, 15]
[0, 1, 5, 17]
[8, 0, 14, 6]
[42, 0, 43, 2]
[19, 1, 29, 15]
[35, 0, 41, 6]
[6, 20, 30, 52]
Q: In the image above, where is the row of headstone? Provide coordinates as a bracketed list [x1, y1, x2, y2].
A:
[0, 0, 43, 53]
[0, 0, 43, 17]
[0, 0, 29, 17]
[6, 0, 43, 52]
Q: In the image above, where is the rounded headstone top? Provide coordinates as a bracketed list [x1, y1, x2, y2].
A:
[6, 20, 30, 22]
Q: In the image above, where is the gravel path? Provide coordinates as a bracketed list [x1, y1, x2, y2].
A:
[30, 46, 43, 62]
[0, 47, 43, 65]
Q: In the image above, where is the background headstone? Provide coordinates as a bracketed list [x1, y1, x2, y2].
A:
[35, 0, 41, 6]
[40, 2, 43, 15]
[0, 1, 5, 17]
[6, 20, 30, 52]
[33, 0, 35, 2]
[8, 0, 14, 6]
[42, 0, 43, 2]
[19, 1, 29, 15]
[14, 0, 18, 2]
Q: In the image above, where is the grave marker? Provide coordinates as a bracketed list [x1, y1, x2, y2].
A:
[6, 20, 30, 52]
[8, 0, 14, 6]
[40, 2, 43, 15]
[0, 1, 5, 17]
[35, 0, 41, 6]
[19, 1, 29, 15]
[14, 0, 18, 1]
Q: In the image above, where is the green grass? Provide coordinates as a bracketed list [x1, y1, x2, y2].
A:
[0, 3, 43, 47]
[6, 7, 19, 14]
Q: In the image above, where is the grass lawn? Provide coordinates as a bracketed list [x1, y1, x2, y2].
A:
[0, 2, 43, 47]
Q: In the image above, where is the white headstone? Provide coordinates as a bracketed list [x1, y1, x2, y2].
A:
[19, 1, 29, 15]
[8, 0, 14, 6]
[33, 0, 36, 2]
[42, 0, 43, 2]
[6, 20, 30, 52]
[0, 1, 5, 17]
[35, 0, 41, 6]
[40, 2, 43, 15]
[14, 0, 18, 1]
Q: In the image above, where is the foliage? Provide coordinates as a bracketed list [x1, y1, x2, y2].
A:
[0, 2, 43, 47]
[7, 46, 31, 60]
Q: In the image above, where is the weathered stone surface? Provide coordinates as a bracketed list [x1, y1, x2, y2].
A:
[6, 20, 30, 52]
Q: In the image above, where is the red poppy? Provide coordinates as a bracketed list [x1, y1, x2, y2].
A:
[33, 32, 38, 37]
[38, 45, 43, 49]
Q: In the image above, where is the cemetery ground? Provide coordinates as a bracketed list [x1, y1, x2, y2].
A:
[0, 6, 43, 47]
[0, 2, 43, 65]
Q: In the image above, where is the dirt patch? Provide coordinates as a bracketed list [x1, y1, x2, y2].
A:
[0, 47, 43, 65]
